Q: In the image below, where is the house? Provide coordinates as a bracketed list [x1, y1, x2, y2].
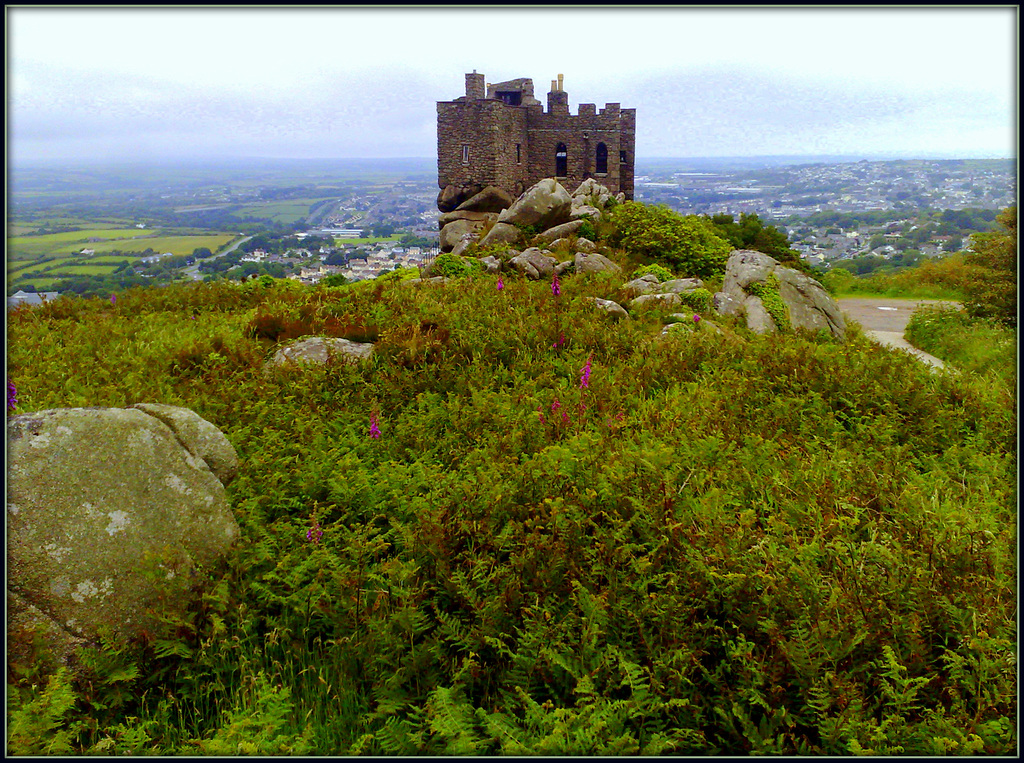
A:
[7, 290, 59, 310]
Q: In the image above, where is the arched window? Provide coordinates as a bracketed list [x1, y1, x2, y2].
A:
[595, 143, 608, 174]
[555, 143, 567, 177]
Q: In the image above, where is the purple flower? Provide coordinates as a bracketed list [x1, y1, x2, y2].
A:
[551, 398, 561, 413]
[307, 518, 323, 544]
[497, 276, 504, 291]
[693, 314, 700, 324]
[110, 294, 116, 305]
[537, 405, 546, 424]
[551, 273, 561, 297]
[579, 356, 592, 389]
[7, 380, 17, 412]
[551, 331, 566, 349]
[369, 413, 381, 439]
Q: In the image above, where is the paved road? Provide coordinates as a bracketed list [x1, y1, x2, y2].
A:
[182, 235, 253, 281]
[835, 297, 959, 370]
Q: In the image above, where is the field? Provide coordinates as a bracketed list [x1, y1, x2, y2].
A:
[6, 233, 240, 289]
[5, 271, 1015, 755]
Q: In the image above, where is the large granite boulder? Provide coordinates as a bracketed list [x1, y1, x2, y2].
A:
[714, 250, 846, 340]
[7, 405, 240, 674]
[455, 186, 515, 214]
[534, 219, 586, 247]
[439, 218, 486, 252]
[497, 179, 573, 230]
[509, 248, 558, 280]
[477, 222, 524, 249]
[573, 252, 622, 276]
[437, 183, 483, 213]
[268, 337, 375, 368]
[437, 210, 497, 229]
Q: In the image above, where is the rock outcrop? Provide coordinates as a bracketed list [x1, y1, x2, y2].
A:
[497, 178, 573, 230]
[7, 405, 240, 674]
[713, 250, 846, 340]
[268, 337, 375, 368]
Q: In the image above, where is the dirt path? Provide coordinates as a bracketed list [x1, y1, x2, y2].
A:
[835, 298, 959, 370]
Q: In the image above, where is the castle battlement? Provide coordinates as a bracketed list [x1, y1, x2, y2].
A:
[437, 71, 635, 212]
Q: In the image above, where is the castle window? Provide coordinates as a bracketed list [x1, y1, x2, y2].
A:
[496, 91, 521, 106]
[595, 143, 608, 174]
[516, 144, 521, 164]
[619, 150, 627, 164]
[555, 143, 567, 177]
[462, 145, 470, 164]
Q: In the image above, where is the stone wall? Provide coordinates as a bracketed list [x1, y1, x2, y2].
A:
[437, 72, 635, 209]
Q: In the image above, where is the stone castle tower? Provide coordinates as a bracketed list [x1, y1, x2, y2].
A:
[436, 71, 636, 212]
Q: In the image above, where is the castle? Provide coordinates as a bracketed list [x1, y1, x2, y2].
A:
[436, 71, 635, 212]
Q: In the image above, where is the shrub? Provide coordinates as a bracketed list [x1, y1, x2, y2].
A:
[431, 253, 472, 279]
[633, 263, 673, 282]
[576, 219, 597, 241]
[746, 274, 790, 330]
[608, 202, 732, 278]
[678, 287, 712, 313]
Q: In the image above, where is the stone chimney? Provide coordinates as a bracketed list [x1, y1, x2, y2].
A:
[465, 71, 485, 100]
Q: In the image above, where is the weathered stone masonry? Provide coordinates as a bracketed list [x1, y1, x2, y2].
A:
[437, 71, 635, 212]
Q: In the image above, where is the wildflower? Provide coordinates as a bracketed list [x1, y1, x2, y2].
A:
[497, 276, 504, 291]
[551, 331, 566, 349]
[551, 273, 561, 297]
[369, 413, 381, 439]
[693, 314, 701, 324]
[562, 411, 570, 424]
[110, 294, 116, 305]
[307, 518, 323, 545]
[537, 405, 546, 424]
[551, 398, 561, 413]
[7, 380, 17, 412]
[579, 355, 592, 389]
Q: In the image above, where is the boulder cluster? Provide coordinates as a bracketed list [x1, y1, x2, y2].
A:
[432, 178, 625, 280]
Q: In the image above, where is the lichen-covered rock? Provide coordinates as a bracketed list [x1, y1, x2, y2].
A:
[497, 178, 573, 230]
[660, 278, 705, 294]
[268, 337, 375, 368]
[7, 406, 240, 674]
[477, 221, 524, 250]
[590, 297, 629, 320]
[509, 248, 558, 280]
[573, 252, 622, 276]
[455, 186, 515, 213]
[630, 292, 683, 310]
[439, 218, 486, 252]
[437, 210, 497, 229]
[714, 250, 846, 340]
[437, 183, 483, 213]
[533, 219, 585, 247]
[620, 274, 662, 299]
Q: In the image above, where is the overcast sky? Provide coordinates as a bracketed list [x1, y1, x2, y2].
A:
[7, 6, 1018, 166]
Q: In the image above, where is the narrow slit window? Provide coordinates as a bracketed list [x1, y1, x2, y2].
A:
[619, 150, 627, 164]
[462, 145, 470, 164]
[596, 143, 608, 174]
[516, 144, 521, 164]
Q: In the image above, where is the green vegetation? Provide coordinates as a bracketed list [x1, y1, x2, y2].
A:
[608, 202, 732, 278]
[821, 255, 972, 300]
[633, 263, 674, 282]
[706, 213, 808, 272]
[6, 249, 1015, 753]
[747, 274, 791, 331]
[960, 207, 1016, 327]
[905, 306, 1016, 387]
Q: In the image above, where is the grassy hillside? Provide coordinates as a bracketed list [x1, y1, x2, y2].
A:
[6, 264, 1015, 755]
